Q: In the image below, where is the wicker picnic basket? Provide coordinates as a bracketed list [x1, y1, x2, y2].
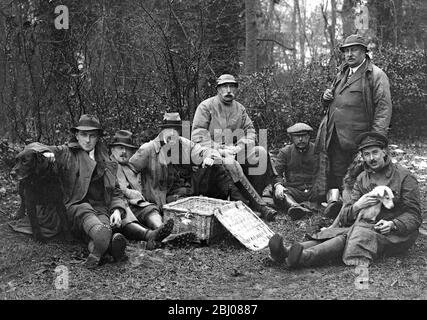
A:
[162, 196, 231, 243]
[213, 201, 275, 251]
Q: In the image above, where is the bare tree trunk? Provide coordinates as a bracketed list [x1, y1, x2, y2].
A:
[341, 0, 355, 37]
[296, 0, 306, 66]
[330, 0, 337, 46]
[291, 0, 297, 62]
[245, 0, 258, 74]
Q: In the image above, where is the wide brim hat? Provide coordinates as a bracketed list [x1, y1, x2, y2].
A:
[287, 122, 313, 135]
[159, 112, 182, 130]
[216, 74, 238, 87]
[70, 114, 104, 135]
[340, 34, 369, 52]
[109, 130, 138, 149]
[356, 131, 388, 151]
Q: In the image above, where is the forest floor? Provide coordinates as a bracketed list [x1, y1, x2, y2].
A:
[0, 138, 426, 300]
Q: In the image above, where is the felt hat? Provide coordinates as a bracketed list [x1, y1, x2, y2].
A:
[109, 130, 138, 149]
[70, 114, 103, 135]
[340, 34, 369, 52]
[159, 112, 182, 130]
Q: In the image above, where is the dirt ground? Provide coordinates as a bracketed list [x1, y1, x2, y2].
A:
[0, 138, 426, 300]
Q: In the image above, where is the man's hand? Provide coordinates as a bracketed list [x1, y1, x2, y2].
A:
[374, 219, 394, 235]
[274, 184, 288, 200]
[202, 157, 214, 168]
[110, 209, 122, 228]
[352, 194, 379, 213]
[323, 88, 334, 101]
[127, 189, 144, 200]
[42, 152, 55, 163]
[219, 145, 242, 158]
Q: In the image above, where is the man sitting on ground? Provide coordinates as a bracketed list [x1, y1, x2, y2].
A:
[268, 132, 421, 268]
[272, 123, 315, 220]
[192, 74, 278, 221]
[129, 112, 248, 208]
[109, 130, 175, 248]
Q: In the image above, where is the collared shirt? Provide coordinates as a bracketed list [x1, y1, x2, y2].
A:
[349, 58, 366, 76]
[88, 149, 95, 161]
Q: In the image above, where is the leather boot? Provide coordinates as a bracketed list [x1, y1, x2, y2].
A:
[84, 223, 112, 269]
[281, 193, 312, 220]
[269, 235, 320, 263]
[268, 234, 289, 263]
[235, 176, 277, 222]
[286, 235, 346, 268]
[324, 188, 343, 219]
[122, 219, 174, 242]
[109, 233, 127, 262]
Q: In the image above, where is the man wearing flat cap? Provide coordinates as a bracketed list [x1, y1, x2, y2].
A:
[130, 112, 247, 208]
[191, 74, 278, 221]
[269, 131, 421, 269]
[315, 34, 393, 219]
[272, 123, 316, 220]
[109, 130, 175, 249]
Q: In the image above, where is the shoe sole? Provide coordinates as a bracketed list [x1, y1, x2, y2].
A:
[83, 253, 101, 269]
[155, 219, 174, 242]
[111, 233, 127, 262]
[164, 232, 197, 247]
[91, 225, 112, 257]
[286, 243, 304, 268]
[268, 234, 287, 263]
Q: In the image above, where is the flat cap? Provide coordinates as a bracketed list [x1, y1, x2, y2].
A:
[356, 131, 388, 151]
[216, 74, 238, 87]
[287, 123, 313, 135]
[340, 34, 369, 52]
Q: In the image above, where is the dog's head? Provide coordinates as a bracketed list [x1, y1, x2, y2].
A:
[368, 185, 394, 209]
[11, 149, 49, 181]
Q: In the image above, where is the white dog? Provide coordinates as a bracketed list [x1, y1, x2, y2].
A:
[325, 185, 394, 229]
[355, 185, 394, 223]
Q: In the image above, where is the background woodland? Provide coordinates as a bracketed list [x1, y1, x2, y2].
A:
[0, 0, 426, 149]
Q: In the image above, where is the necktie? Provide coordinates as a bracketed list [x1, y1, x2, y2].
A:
[345, 69, 353, 85]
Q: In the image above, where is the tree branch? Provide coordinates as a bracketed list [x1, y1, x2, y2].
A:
[256, 38, 295, 50]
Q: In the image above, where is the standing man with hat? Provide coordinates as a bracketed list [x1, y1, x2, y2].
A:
[109, 130, 174, 248]
[192, 74, 278, 221]
[272, 122, 316, 220]
[268, 131, 421, 269]
[130, 112, 247, 208]
[27, 115, 130, 268]
[316, 34, 392, 219]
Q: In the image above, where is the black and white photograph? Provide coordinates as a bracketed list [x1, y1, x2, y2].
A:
[0, 0, 426, 304]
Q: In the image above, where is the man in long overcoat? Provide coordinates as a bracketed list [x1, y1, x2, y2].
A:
[313, 34, 392, 217]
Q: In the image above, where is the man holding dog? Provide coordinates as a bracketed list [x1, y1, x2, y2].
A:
[29, 115, 173, 268]
[269, 131, 421, 268]
[191, 74, 278, 221]
[272, 122, 315, 220]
